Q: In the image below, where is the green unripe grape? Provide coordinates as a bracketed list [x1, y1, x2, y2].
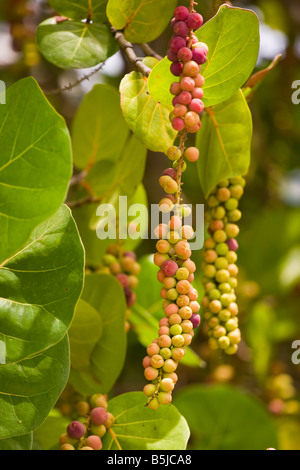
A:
[163, 359, 178, 373]
[75, 401, 90, 416]
[207, 316, 220, 328]
[211, 206, 226, 219]
[228, 277, 238, 288]
[216, 243, 229, 256]
[218, 282, 231, 293]
[215, 257, 228, 270]
[159, 197, 174, 213]
[175, 267, 190, 280]
[230, 176, 246, 187]
[225, 223, 240, 238]
[207, 195, 219, 207]
[163, 372, 178, 384]
[167, 230, 181, 244]
[172, 334, 185, 347]
[213, 230, 227, 243]
[230, 184, 244, 199]
[104, 412, 115, 429]
[228, 263, 239, 277]
[205, 281, 216, 292]
[103, 254, 117, 266]
[224, 198, 239, 211]
[90, 394, 108, 410]
[173, 160, 187, 172]
[213, 325, 227, 338]
[90, 424, 106, 438]
[208, 288, 221, 300]
[160, 378, 175, 392]
[147, 397, 160, 410]
[218, 335, 231, 350]
[220, 293, 232, 307]
[226, 251, 238, 263]
[169, 324, 183, 336]
[227, 209, 242, 222]
[167, 145, 181, 161]
[218, 179, 230, 187]
[143, 384, 156, 397]
[204, 264, 217, 278]
[158, 392, 172, 405]
[225, 319, 238, 332]
[224, 344, 238, 355]
[167, 288, 179, 301]
[215, 269, 230, 283]
[228, 329, 241, 345]
[160, 347, 172, 360]
[178, 204, 191, 217]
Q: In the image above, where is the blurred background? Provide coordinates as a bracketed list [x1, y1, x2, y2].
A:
[1, 0, 300, 450]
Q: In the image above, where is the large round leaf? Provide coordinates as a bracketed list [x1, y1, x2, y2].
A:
[106, 0, 177, 43]
[196, 90, 253, 197]
[72, 84, 129, 170]
[36, 18, 117, 69]
[49, 0, 108, 21]
[0, 77, 72, 262]
[0, 205, 84, 364]
[0, 336, 70, 440]
[148, 5, 260, 108]
[174, 384, 278, 450]
[120, 71, 176, 154]
[69, 273, 127, 395]
[102, 392, 190, 450]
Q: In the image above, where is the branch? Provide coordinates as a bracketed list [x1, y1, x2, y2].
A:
[66, 195, 103, 209]
[111, 27, 151, 76]
[138, 43, 163, 61]
[44, 62, 106, 95]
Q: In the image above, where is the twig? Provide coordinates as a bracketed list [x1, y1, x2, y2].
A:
[66, 195, 103, 209]
[44, 62, 106, 95]
[138, 43, 163, 61]
[69, 170, 88, 187]
[111, 27, 151, 76]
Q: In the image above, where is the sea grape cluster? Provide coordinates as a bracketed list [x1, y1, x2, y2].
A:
[142, 4, 206, 409]
[102, 244, 141, 331]
[59, 394, 115, 450]
[168, 5, 207, 137]
[143, 214, 200, 409]
[201, 176, 246, 354]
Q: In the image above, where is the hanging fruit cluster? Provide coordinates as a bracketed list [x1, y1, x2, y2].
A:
[59, 393, 114, 450]
[102, 244, 141, 332]
[201, 176, 245, 354]
[142, 3, 208, 409]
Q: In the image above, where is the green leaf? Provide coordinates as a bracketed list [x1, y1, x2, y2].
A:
[34, 408, 70, 450]
[0, 433, 33, 450]
[36, 18, 117, 70]
[120, 71, 176, 154]
[102, 391, 190, 450]
[0, 205, 84, 364]
[196, 90, 252, 197]
[72, 84, 129, 170]
[174, 384, 278, 450]
[0, 77, 72, 262]
[0, 336, 70, 440]
[49, 0, 108, 21]
[148, 5, 260, 108]
[69, 299, 103, 370]
[69, 273, 127, 395]
[106, 0, 177, 43]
